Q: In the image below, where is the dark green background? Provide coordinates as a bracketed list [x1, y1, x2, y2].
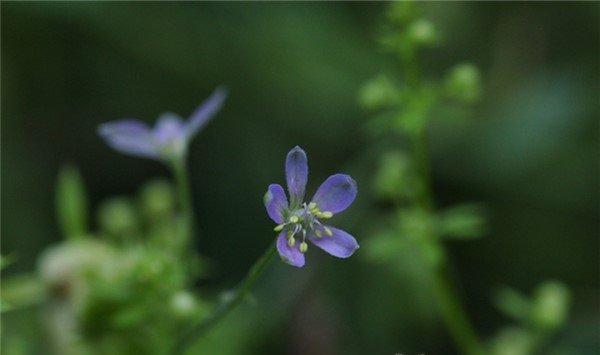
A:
[2, 2, 598, 354]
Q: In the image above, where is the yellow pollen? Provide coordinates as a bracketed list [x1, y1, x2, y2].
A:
[274, 224, 285, 232]
[287, 236, 296, 247]
[315, 230, 323, 238]
[289, 216, 299, 223]
[320, 211, 333, 219]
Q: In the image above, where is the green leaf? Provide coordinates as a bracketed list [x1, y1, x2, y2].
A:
[438, 204, 487, 240]
[363, 231, 406, 263]
[494, 286, 531, 322]
[0, 254, 15, 271]
[1, 274, 45, 313]
[530, 281, 570, 331]
[56, 165, 89, 240]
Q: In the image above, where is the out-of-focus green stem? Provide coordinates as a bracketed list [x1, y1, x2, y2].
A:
[390, 8, 484, 354]
[173, 243, 277, 354]
[171, 156, 194, 246]
[412, 129, 434, 210]
[412, 129, 485, 355]
[431, 266, 486, 355]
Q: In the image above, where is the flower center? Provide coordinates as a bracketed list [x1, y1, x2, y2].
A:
[273, 202, 334, 253]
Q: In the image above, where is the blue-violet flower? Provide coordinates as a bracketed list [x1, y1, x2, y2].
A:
[264, 146, 359, 267]
[98, 87, 227, 162]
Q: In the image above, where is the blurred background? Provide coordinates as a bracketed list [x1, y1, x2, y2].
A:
[1, 2, 598, 354]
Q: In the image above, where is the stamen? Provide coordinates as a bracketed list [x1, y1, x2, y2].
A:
[274, 224, 285, 232]
[299, 241, 308, 253]
[320, 211, 333, 219]
[287, 236, 296, 247]
[324, 226, 333, 237]
[289, 216, 299, 223]
[315, 230, 323, 238]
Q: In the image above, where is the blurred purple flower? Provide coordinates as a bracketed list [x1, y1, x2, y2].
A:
[98, 87, 227, 162]
[264, 146, 359, 267]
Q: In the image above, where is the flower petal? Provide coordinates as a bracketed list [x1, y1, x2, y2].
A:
[264, 184, 288, 224]
[311, 174, 357, 214]
[285, 146, 308, 205]
[97, 119, 159, 159]
[154, 113, 186, 144]
[186, 86, 228, 138]
[276, 232, 305, 267]
[309, 226, 359, 258]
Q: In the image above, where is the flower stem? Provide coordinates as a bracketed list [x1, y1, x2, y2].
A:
[171, 157, 194, 246]
[172, 243, 278, 354]
[412, 129, 485, 355]
[431, 266, 486, 355]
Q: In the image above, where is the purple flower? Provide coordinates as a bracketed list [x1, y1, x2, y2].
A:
[264, 146, 359, 267]
[98, 87, 227, 162]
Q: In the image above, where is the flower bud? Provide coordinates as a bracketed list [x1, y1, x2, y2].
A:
[359, 74, 401, 110]
[97, 197, 139, 238]
[139, 179, 175, 221]
[530, 281, 570, 330]
[445, 63, 482, 104]
[171, 291, 197, 318]
[489, 327, 534, 355]
[407, 19, 437, 46]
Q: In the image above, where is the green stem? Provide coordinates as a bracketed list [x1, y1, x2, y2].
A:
[431, 266, 486, 355]
[172, 243, 278, 354]
[412, 128, 485, 355]
[171, 156, 194, 246]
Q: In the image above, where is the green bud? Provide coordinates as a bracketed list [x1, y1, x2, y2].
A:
[407, 19, 437, 46]
[359, 74, 401, 110]
[56, 165, 88, 240]
[530, 281, 570, 330]
[139, 179, 175, 221]
[171, 291, 197, 318]
[489, 327, 534, 355]
[445, 63, 482, 103]
[97, 197, 139, 238]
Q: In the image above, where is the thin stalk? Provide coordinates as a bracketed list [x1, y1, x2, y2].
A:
[431, 266, 486, 355]
[171, 156, 194, 246]
[172, 243, 278, 354]
[412, 128, 485, 355]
